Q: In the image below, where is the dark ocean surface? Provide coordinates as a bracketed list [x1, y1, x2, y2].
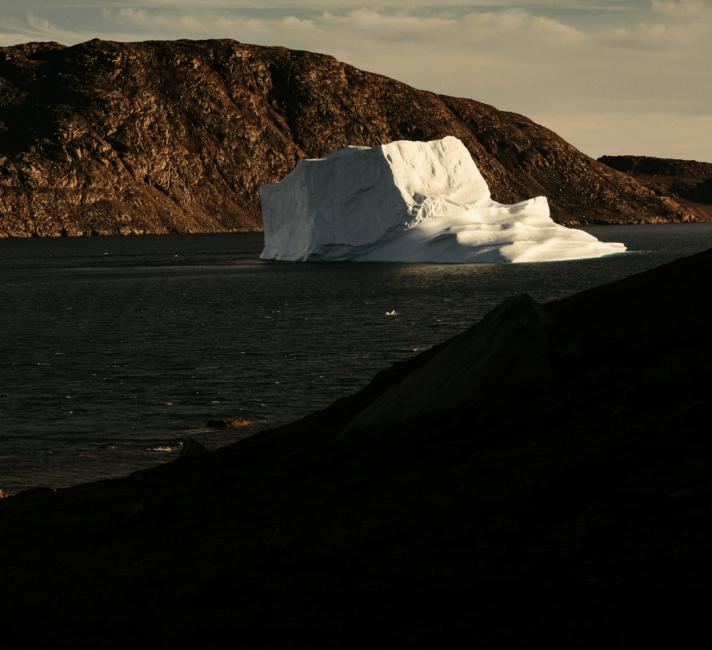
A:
[2, 224, 712, 494]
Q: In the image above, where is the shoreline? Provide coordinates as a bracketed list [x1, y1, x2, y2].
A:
[0, 217, 709, 241]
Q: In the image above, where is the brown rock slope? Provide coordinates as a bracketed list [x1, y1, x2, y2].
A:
[0, 38, 689, 238]
[599, 154, 712, 221]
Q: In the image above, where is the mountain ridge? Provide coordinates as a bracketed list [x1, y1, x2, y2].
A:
[0, 38, 692, 237]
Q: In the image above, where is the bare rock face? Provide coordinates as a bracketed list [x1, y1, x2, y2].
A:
[0, 38, 690, 238]
[599, 155, 712, 222]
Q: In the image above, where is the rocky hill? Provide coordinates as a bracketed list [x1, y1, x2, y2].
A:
[599, 155, 712, 221]
[0, 38, 692, 238]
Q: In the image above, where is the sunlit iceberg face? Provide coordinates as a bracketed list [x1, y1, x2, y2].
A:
[259, 136, 626, 264]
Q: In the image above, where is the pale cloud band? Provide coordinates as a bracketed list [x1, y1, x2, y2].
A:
[0, 1, 710, 161]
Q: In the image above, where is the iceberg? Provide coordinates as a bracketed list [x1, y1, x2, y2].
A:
[259, 136, 625, 263]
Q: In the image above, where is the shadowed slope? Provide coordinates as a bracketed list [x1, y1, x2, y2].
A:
[1, 248, 712, 648]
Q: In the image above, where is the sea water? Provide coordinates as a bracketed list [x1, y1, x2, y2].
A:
[2, 224, 712, 494]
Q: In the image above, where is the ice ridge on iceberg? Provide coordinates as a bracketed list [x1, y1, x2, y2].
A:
[259, 136, 625, 263]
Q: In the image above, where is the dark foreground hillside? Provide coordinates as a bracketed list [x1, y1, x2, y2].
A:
[600, 154, 712, 221]
[2, 248, 712, 648]
[0, 38, 690, 238]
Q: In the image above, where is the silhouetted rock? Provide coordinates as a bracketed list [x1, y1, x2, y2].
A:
[0, 39, 689, 238]
[12, 486, 55, 499]
[2, 248, 712, 648]
[126, 496, 175, 522]
[178, 436, 207, 459]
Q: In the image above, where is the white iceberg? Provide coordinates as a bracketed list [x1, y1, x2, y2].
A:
[259, 136, 625, 263]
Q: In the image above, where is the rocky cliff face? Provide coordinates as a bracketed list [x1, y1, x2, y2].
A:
[0, 39, 691, 238]
[599, 155, 712, 221]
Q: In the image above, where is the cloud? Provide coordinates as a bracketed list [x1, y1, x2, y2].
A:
[302, 7, 585, 48]
[602, 13, 712, 50]
[0, 14, 111, 45]
[0, 32, 32, 47]
[650, 0, 705, 17]
[320, 9, 456, 34]
[60, 1, 634, 8]
[462, 9, 585, 42]
[112, 6, 321, 40]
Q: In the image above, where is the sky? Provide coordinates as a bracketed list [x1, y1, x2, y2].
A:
[1, 1, 710, 161]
